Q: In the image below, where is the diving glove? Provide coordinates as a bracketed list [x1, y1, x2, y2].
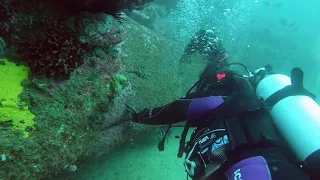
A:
[128, 107, 152, 124]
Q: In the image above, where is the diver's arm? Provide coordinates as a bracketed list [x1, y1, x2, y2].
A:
[131, 91, 225, 125]
[131, 72, 250, 125]
[131, 99, 192, 125]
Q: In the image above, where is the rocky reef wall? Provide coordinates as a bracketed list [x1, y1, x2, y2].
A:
[0, 1, 207, 179]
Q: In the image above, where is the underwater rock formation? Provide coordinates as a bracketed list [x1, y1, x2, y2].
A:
[0, 37, 5, 58]
[17, 20, 86, 78]
[0, 1, 11, 39]
[78, 13, 123, 52]
[0, 1, 207, 179]
[0, 0, 146, 79]
[123, 2, 169, 30]
[57, 0, 154, 17]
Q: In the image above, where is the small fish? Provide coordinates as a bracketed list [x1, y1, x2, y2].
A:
[279, 18, 287, 26]
[273, 2, 284, 7]
[288, 21, 297, 28]
[293, 25, 300, 31]
[263, 28, 271, 34]
[289, 45, 297, 50]
[264, 1, 271, 6]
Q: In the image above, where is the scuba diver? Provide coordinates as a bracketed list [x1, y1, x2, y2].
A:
[128, 63, 320, 180]
[127, 29, 320, 179]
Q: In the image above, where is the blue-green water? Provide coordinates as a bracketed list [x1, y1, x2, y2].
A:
[128, 0, 320, 107]
[162, 0, 320, 97]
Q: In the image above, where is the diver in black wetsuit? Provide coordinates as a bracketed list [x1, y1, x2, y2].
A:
[127, 28, 320, 179]
[129, 65, 314, 180]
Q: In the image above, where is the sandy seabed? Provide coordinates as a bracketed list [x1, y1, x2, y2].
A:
[74, 128, 189, 180]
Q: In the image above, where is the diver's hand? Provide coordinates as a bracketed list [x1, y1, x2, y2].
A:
[130, 111, 139, 123]
[126, 104, 141, 123]
[128, 110, 139, 123]
[129, 108, 150, 124]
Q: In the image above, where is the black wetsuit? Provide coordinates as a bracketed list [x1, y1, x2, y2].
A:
[131, 70, 311, 180]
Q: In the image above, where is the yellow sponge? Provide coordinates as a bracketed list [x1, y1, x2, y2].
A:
[0, 58, 35, 138]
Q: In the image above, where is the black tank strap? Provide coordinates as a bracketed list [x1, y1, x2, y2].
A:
[264, 85, 316, 109]
[264, 67, 316, 109]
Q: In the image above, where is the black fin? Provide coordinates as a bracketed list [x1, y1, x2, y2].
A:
[291, 67, 304, 89]
[177, 123, 190, 158]
[158, 124, 172, 151]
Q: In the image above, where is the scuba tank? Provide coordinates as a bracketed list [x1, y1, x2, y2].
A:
[255, 67, 320, 176]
